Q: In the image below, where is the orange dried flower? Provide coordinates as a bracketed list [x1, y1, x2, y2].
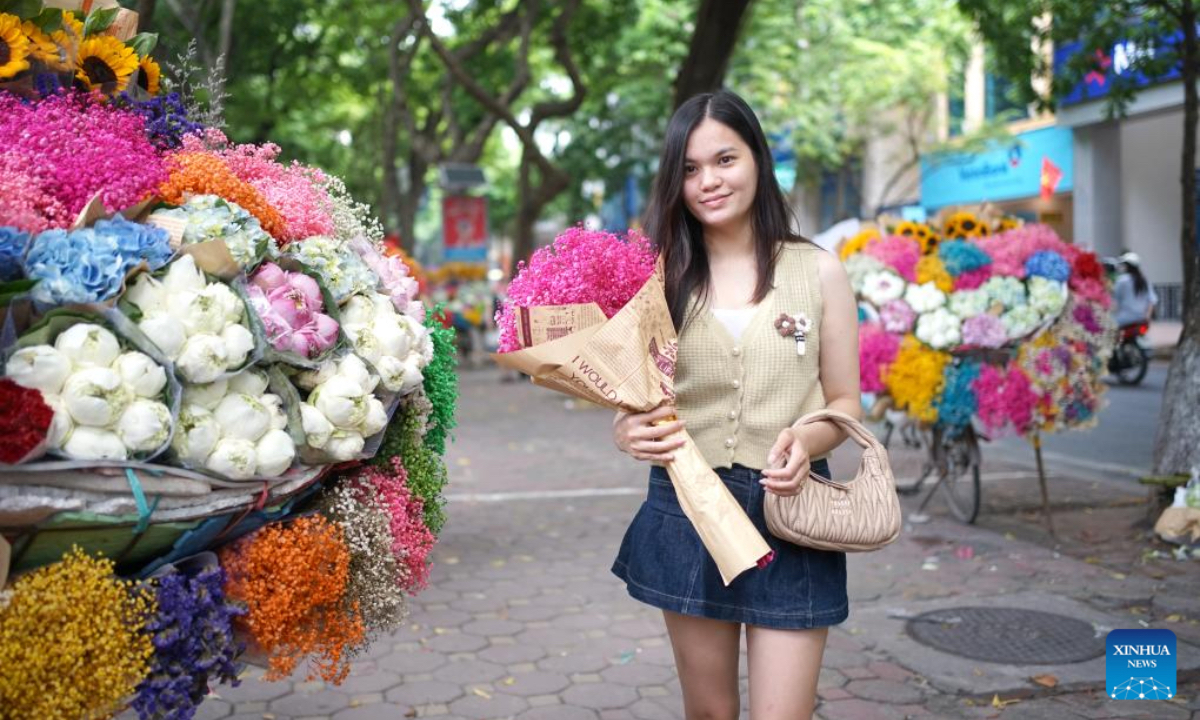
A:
[159, 151, 287, 241]
[219, 515, 366, 683]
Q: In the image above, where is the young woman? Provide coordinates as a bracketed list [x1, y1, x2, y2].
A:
[1113, 252, 1157, 328]
[610, 90, 862, 720]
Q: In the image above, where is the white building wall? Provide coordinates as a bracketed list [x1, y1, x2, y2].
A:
[1118, 107, 1193, 285]
[1073, 121, 1123, 257]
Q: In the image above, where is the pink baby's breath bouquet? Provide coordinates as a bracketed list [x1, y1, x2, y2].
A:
[493, 226, 772, 586]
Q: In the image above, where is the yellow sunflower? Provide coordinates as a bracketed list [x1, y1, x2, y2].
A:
[21, 20, 63, 68]
[74, 35, 138, 92]
[839, 228, 881, 260]
[51, 11, 84, 63]
[135, 54, 160, 95]
[996, 216, 1022, 233]
[942, 211, 984, 240]
[0, 13, 31, 80]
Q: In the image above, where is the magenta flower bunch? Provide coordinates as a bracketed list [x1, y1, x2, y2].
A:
[0, 94, 165, 223]
[0, 152, 71, 233]
[194, 131, 336, 243]
[247, 262, 340, 359]
[496, 225, 656, 352]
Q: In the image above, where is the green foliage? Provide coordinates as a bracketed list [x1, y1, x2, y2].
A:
[421, 310, 459, 458]
[373, 392, 448, 536]
[957, 0, 1188, 118]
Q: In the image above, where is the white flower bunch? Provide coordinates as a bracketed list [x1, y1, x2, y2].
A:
[300, 354, 389, 462]
[914, 307, 962, 350]
[904, 281, 947, 314]
[1002, 305, 1043, 341]
[1028, 277, 1068, 317]
[982, 276, 1026, 310]
[171, 369, 295, 479]
[861, 270, 906, 308]
[844, 254, 887, 291]
[339, 292, 432, 393]
[5, 324, 171, 461]
[125, 255, 256, 383]
[947, 288, 990, 320]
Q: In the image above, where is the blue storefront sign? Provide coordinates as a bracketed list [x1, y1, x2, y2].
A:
[1055, 25, 1195, 107]
[920, 126, 1074, 209]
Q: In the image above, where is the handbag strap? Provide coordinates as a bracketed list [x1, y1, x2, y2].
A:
[795, 408, 885, 456]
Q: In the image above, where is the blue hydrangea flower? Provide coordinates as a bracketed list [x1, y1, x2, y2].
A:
[0, 226, 30, 281]
[1024, 250, 1071, 282]
[24, 218, 172, 305]
[938, 239, 992, 277]
[94, 214, 173, 271]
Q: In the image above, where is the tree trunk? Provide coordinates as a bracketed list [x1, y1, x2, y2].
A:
[1152, 0, 1200, 476]
[136, 0, 157, 32]
[513, 147, 537, 263]
[672, 0, 756, 109]
[398, 155, 428, 256]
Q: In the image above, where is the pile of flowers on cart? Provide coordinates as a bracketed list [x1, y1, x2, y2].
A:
[841, 209, 1116, 439]
[0, 3, 457, 718]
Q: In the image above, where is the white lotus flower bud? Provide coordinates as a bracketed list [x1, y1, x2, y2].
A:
[125, 273, 168, 315]
[228, 369, 269, 396]
[345, 323, 382, 363]
[341, 295, 376, 326]
[294, 361, 335, 392]
[323, 430, 364, 461]
[400, 356, 425, 393]
[417, 327, 434, 366]
[255, 429, 295, 477]
[336, 354, 378, 395]
[373, 317, 411, 359]
[207, 282, 245, 325]
[206, 437, 258, 479]
[5, 345, 72, 394]
[300, 403, 333, 449]
[117, 399, 172, 453]
[172, 404, 221, 465]
[113, 352, 167, 398]
[213, 393, 271, 441]
[178, 286, 235, 336]
[311, 375, 368, 429]
[370, 292, 398, 318]
[261, 393, 288, 430]
[138, 313, 187, 360]
[62, 367, 131, 426]
[63, 426, 128, 460]
[163, 254, 206, 295]
[42, 394, 73, 449]
[55, 324, 120, 369]
[182, 379, 228, 410]
[221, 323, 255, 369]
[176, 334, 229, 383]
[359, 397, 388, 437]
[374, 355, 407, 392]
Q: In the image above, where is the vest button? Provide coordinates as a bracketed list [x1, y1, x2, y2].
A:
[732, 379, 741, 389]
[727, 410, 737, 420]
[732, 347, 742, 357]
[724, 438, 736, 448]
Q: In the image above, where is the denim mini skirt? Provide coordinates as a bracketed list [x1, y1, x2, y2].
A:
[611, 460, 848, 629]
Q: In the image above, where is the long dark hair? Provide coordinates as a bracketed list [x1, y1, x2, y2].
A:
[645, 90, 803, 329]
[1126, 263, 1149, 295]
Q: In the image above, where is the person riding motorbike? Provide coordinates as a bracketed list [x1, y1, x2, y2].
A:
[1108, 252, 1156, 385]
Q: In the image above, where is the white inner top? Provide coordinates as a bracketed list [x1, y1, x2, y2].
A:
[710, 307, 756, 341]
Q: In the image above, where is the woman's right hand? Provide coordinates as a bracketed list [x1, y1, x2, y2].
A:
[613, 405, 686, 463]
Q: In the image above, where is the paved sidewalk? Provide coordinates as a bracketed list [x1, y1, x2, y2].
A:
[189, 367, 1200, 720]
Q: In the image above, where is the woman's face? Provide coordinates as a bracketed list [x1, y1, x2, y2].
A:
[682, 118, 758, 232]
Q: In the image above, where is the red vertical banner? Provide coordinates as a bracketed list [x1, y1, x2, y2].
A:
[1040, 157, 1063, 200]
[442, 195, 488, 260]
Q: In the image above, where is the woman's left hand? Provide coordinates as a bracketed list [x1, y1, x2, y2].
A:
[761, 428, 811, 496]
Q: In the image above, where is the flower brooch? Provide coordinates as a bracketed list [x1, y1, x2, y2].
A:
[775, 312, 811, 356]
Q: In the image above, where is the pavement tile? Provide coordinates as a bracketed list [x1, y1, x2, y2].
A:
[447, 692, 530, 719]
[517, 707, 600, 720]
[216, 677, 292, 703]
[496, 671, 572, 696]
[383, 680, 465, 706]
[424, 631, 490, 653]
[478, 642, 549, 665]
[561, 682, 640, 710]
[193, 698, 233, 719]
[377, 648, 447, 675]
[537, 650, 611, 674]
[817, 698, 916, 720]
[844, 679, 925, 704]
[270, 689, 351, 716]
[464, 618, 526, 636]
[339, 664, 403, 694]
[600, 662, 675, 686]
[432, 658, 507, 685]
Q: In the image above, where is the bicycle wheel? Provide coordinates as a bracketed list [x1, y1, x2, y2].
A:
[938, 425, 982, 524]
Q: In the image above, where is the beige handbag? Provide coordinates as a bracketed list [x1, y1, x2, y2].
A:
[764, 409, 902, 552]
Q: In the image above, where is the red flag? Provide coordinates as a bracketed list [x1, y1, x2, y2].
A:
[1041, 157, 1063, 200]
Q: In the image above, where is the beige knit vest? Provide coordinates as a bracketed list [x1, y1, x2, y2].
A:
[674, 241, 826, 469]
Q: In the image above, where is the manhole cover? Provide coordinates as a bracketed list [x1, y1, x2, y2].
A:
[905, 607, 1106, 665]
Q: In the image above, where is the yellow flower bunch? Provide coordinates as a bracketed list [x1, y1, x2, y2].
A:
[916, 255, 954, 293]
[941, 211, 991, 240]
[884, 336, 950, 423]
[839, 228, 881, 260]
[431, 261, 488, 283]
[0, 547, 156, 719]
[995, 216, 1022, 233]
[893, 221, 940, 255]
[0, 13, 31, 80]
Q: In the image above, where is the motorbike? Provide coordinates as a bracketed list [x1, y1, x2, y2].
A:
[1108, 321, 1150, 386]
